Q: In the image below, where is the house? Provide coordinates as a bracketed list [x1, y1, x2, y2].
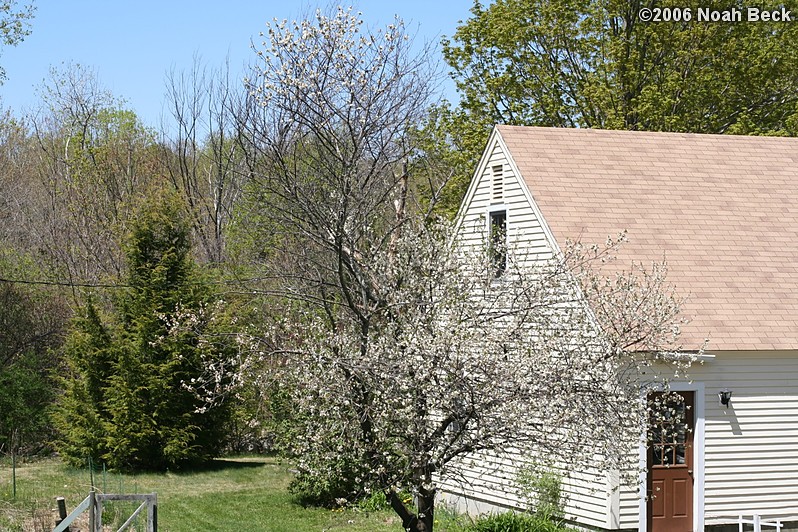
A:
[444, 125, 798, 531]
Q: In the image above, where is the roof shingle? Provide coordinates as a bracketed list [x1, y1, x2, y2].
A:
[497, 125, 798, 351]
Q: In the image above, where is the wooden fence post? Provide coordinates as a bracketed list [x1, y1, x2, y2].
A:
[87, 491, 95, 532]
[95, 493, 104, 532]
[55, 496, 70, 532]
[149, 492, 158, 532]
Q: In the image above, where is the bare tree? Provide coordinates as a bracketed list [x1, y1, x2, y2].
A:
[241, 5, 436, 282]
[18, 64, 159, 289]
[161, 57, 248, 264]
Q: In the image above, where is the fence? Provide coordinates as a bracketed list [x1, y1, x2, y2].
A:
[739, 514, 783, 532]
[54, 490, 157, 532]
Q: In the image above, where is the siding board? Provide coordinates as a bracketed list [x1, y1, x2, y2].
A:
[617, 353, 798, 528]
[446, 136, 611, 529]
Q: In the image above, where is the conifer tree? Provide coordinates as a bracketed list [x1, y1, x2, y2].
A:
[55, 193, 234, 471]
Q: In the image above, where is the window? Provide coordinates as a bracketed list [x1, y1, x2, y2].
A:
[648, 392, 693, 467]
[489, 210, 507, 277]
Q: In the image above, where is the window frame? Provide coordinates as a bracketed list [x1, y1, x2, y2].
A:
[486, 205, 508, 278]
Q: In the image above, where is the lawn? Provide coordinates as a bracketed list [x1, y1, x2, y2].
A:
[1, 455, 572, 531]
[0, 455, 408, 531]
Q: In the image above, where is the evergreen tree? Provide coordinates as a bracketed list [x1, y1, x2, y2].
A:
[55, 193, 234, 471]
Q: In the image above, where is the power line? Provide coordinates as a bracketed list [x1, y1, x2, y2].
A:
[0, 276, 128, 289]
[0, 275, 273, 289]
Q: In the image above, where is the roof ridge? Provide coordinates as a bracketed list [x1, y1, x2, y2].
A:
[496, 124, 798, 143]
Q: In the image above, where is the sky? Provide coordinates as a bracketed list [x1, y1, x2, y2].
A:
[0, 1, 474, 128]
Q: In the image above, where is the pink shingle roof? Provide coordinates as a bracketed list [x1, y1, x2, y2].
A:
[497, 125, 798, 351]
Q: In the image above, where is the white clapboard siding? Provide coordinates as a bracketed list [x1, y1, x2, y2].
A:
[562, 469, 615, 527]
[438, 448, 527, 512]
[615, 442, 646, 529]
[696, 352, 798, 525]
[445, 136, 611, 529]
[614, 351, 798, 528]
[618, 489, 640, 529]
[438, 449, 614, 529]
[455, 137, 553, 261]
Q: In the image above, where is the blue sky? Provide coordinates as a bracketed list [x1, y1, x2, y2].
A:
[0, 1, 474, 128]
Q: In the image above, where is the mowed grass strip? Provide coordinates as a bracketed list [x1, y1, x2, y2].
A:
[1, 456, 401, 531]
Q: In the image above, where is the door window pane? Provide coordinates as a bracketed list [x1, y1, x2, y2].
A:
[648, 392, 692, 468]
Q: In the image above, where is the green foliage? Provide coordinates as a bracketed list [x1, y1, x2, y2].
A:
[0, 358, 55, 455]
[288, 447, 370, 507]
[517, 466, 566, 519]
[463, 511, 568, 532]
[223, 378, 297, 455]
[54, 192, 235, 471]
[357, 490, 390, 512]
[412, 104, 485, 218]
[436, 0, 798, 211]
[447, 0, 798, 132]
[0, 251, 68, 455]
[226, 179, 285, 268]
[0, 1, 35, 83]
[260, 381, 301, 453]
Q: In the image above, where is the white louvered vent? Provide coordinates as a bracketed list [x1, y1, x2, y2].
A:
[491, 164, 503, 201]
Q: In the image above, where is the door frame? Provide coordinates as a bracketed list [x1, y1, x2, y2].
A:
[638, 381, 705, 531]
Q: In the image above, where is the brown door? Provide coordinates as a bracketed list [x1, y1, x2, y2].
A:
[647, 391, 694, 532]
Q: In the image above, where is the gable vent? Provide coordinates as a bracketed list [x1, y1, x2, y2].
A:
[491, 164, 504, 201]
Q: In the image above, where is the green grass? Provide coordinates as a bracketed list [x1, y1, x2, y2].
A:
[0, 456, 403, 531]
[0, 455, 573, 531]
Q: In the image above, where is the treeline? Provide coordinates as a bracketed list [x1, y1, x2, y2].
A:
[0, 41, 448, 468]
[0, 60, 294, 462]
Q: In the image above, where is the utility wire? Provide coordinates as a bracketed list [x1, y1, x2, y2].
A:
[0, 276, 270, 289]
[0, 276, 128, 289]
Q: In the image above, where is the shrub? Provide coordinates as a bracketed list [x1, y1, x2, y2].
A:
[464, 511, 567, 532]
[288, 449, 369, 507]
[517, 466, 566, 519]
[357, 490, 390, 512]
[0, 254, 68, 456]
[0, 360, 56, 455]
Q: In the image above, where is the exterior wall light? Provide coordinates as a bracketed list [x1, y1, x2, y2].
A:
[718, 389, 733, 407]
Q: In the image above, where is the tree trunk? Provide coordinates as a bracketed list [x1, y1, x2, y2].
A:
[385, 486, 436, 532]
[416, 486, 436, 532]
[386, 489, 419, 531]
